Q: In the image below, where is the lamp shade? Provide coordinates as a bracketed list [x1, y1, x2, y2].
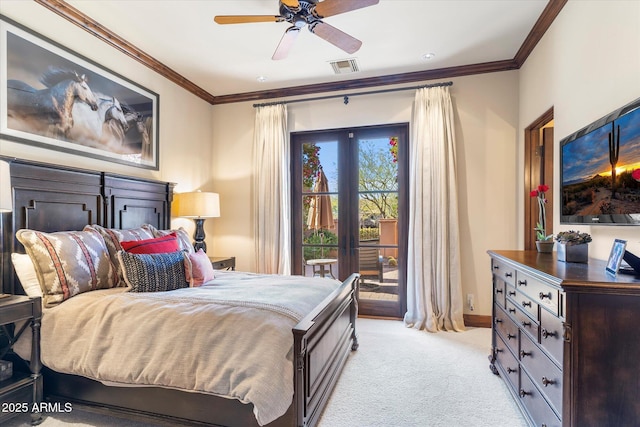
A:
[0, 160, 12, 213]
[173, 191, 220, 218]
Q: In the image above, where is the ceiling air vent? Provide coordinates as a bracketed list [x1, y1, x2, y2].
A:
[330, 58, 359, 75]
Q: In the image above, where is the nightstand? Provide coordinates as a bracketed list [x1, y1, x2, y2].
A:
[209, 256, 236, 271]
[0, 295, 42, 425]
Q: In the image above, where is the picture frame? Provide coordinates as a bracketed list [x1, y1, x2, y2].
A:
[0, 15, 159, 170]
[606, 238, 627, 276]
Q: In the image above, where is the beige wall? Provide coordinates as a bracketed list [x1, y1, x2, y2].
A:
[518, 0, 640, 260]
[0, 2, 214, 215]
[212, 72, 520, 316]
[3, 1, 639, 319]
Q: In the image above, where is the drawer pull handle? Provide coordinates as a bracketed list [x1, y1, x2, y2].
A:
[495, 318, 503, 324]
[519, 389, 530, 398]
[521, 320, 532, 328]
[522, 301, 532, 308]
[496, 288, 503, 294]
[520, 350, 531, 358]
[541, 376, 555, 387]
[508, 291, 516, 296]
[495, 348, 503, 353]
[518, 279, 527, 286]
[493, 265, 500, 270]
[507, 333, 516, 340]
[541, 328, 557, 339]
[539, 291, 552, 300]
[506, 272, 513, 278]
[507, 367, 517, 374]
[508, 308, 516, 314]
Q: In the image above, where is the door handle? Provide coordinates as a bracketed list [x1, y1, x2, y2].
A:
[350, 235, 356, 256]
[341, 236, 347, 256]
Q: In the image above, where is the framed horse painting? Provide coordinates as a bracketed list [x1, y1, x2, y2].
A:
[0, 15, 159, 170]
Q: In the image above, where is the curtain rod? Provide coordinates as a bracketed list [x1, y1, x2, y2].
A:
[252, 81, 453, 108]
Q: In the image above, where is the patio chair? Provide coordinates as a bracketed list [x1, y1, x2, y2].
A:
[358, 247, 383, 285]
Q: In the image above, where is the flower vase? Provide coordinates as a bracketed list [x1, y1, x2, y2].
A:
[557, 243, 588, 263]
[536, 241, 554, 253]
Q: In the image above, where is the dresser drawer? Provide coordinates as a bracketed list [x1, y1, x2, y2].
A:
[515, 271, 560, 316]
[495, 332, 519, 393]
[506, 298, 539, 340]
[520, 370, 562, 427]
[492, 259, 516, 286]
[539, 306, 563, 366]
[511, 289, 539, 322]
[494, 278, 506, 308]
[494, 304, 519, 356]
[520, 331, 563, 415]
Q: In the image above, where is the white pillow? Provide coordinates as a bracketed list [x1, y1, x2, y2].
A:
[11, 253, 43, 298]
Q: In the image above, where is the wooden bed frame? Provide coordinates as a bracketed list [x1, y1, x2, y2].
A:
[0, 157, 359, 427]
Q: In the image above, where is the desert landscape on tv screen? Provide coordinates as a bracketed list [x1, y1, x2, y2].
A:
[562, 108, 640, 216]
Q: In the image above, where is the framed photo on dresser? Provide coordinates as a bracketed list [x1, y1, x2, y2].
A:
[606, 238, 627, 275]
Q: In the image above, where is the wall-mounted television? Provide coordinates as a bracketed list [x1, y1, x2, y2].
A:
[560, 97, 640, 225]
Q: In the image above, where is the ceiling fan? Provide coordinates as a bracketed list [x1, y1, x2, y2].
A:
[214, 0, 380, 60]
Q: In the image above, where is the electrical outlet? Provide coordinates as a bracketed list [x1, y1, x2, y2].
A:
[467, 293, 475, 311]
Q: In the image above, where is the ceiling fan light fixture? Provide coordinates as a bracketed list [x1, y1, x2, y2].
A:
[330, 58, 359, 75]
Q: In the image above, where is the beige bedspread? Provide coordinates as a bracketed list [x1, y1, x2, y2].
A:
[15, 271, 340, 426]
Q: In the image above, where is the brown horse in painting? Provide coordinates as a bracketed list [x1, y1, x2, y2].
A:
[7, 68, 99, 138]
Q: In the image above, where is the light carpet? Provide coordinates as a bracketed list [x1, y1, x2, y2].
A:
[5, 318, 528, 427]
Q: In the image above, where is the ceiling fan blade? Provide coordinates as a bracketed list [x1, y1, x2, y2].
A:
[310, 22, 362, 54]
[281, 0, 300, 8]
[214, 15, 282, 24]
[314, 0, 379, 18]
[272, 27, 301, 60]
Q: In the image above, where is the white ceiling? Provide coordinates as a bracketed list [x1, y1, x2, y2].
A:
[66, 0, 550, 98]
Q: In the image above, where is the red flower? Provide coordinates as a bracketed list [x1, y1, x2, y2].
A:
[389, 136, 399, 163]
[633, 169, 640, 182]
[532, 184, 551, 241]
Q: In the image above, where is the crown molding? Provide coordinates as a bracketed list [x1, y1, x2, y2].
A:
[35, 0, 566, 105]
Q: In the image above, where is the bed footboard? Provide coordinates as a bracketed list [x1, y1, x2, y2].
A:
[293, 273, 359, 427]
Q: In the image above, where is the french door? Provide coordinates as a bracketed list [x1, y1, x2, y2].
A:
[291, 123, 408, 318]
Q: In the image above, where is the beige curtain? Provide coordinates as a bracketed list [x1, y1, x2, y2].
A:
[253, 104, 291, 274]
[404, 86, 465, 332]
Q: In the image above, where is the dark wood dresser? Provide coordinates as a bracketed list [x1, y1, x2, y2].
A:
[488, 250, 640, 427]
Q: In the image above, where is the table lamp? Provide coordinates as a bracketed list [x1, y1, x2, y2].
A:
[0, 160, 13, 298]
[173, 191, 220, 252]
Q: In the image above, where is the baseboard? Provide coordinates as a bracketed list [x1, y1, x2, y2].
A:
[359, 314, 492, 328]
[464, 314, 491, 328]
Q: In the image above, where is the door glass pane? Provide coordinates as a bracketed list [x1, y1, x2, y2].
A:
[302, 141, 339, 278]
[358, 137, 399, 301]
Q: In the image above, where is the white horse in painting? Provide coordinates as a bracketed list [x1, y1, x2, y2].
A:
[69, 95, 129, 150]
[7, 67, 99, 138]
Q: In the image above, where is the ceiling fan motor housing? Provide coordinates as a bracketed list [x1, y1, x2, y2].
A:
[279, 0, 321, 29]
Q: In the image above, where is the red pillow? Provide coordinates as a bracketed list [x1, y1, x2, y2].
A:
[121, 233, 179, 254]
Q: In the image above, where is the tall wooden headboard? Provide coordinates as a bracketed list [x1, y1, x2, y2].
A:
[0, 157, 175, 294]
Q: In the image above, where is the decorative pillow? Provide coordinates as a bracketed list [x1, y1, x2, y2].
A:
[144, 224, 194, 253]
[11, 253, 43, 298]
[86, 225, 155, 286]
[117, 250, 189, 292]
[121, 233, 179, 254]
[16, 228, 116, 307]
[184, 249, 215, 287]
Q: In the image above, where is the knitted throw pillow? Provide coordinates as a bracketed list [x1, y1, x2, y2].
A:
[117, 250, 189, 292]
